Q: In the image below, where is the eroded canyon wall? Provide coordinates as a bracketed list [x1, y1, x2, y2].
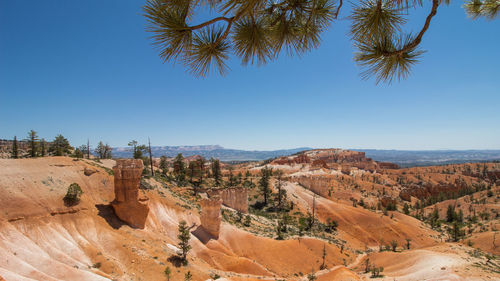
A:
[294, 175, 336, 198]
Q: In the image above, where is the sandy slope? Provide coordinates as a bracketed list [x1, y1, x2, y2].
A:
[283, 182, 439, 250]
[0, 158, 351, 280]
[0, 158, 497, 281]
[354, 243, 498, 280]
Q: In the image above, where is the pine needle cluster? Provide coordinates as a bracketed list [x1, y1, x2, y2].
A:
[144, 0, 498, 83]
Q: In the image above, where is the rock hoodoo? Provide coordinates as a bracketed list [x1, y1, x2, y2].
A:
[111, 159, 149, 228]
[209, 187, 249, 213]
[200, 196, 222, 239]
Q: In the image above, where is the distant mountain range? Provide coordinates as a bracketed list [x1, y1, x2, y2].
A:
[356, 149, 500, 167]
[111, 145, 500, 166]
[112, 145, 312, 162]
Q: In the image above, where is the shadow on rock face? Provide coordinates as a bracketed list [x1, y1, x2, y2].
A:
[191, 225, 216, 244]
[95, 204, 127, 230]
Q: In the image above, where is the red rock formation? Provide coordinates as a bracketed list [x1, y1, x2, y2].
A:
[341, 165, 351, 175]
[221, 187, 248, 213]
[399, 178, 471, 202]
[200, 196, 222, 238]
[111, 159, 149, 228]
[311, 159, 328, 169]
[207, 187, 249, 213]
[271, 149, 391, 172]
[380, 195, 397, 208]
[294, 175, 335, 198]
[378, 162, 400, 169]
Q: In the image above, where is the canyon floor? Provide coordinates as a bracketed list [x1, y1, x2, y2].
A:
[0, 151, 499, 280]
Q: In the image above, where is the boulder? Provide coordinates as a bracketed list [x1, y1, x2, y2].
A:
[84, 167, 97, 176]
[111, 159, 149, 228]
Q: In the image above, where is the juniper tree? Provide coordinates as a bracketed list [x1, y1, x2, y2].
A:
[143, 0, 498, 84]
[11, 136, 19, 159]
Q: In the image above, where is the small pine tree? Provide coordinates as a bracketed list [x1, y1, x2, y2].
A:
[449, 221, 464, 242]
[50, 134, 72, 156]
[184, 271, 192, 281]
[307, 271, 317, 281]
[40, 138, 46, 157]
[11, 136, 19, 159]
[406, 238, 411, 250]
[258, 167, 272, 205]
[403, 203, 410, 215]
[94, 141, 112, 159]
[244, 214, 251, 227]
[320, 244, 327, 270]
[74, 148, 84, 159]
[177, 220, 191, 265]
[371, 267, 384, 278]
[27, 130, 38, 157]
[364, 258, 370, 273]
[159, 156, 169, 174]
[173, 153, 186, 185]
[211, 158, 221, 186]
[446, 204, 456, 223]
[457, 209, 464, 223]
[164, 266, 171, 281]
[390, 240, 398, 252]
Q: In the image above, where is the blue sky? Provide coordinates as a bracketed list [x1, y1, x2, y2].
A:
[0, 0, 499, 150]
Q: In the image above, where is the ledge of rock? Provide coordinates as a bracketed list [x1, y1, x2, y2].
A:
[111, 159, 149, 229]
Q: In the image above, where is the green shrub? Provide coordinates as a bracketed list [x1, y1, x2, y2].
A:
[64, 183, 83, 206]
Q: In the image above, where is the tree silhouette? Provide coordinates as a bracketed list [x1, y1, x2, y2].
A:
[11, 136, 19, 159]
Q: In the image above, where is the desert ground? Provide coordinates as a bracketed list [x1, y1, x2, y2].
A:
[0, 149, 499, 280]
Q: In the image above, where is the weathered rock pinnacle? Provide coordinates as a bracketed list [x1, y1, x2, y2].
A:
[111, 159, 149, 228]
